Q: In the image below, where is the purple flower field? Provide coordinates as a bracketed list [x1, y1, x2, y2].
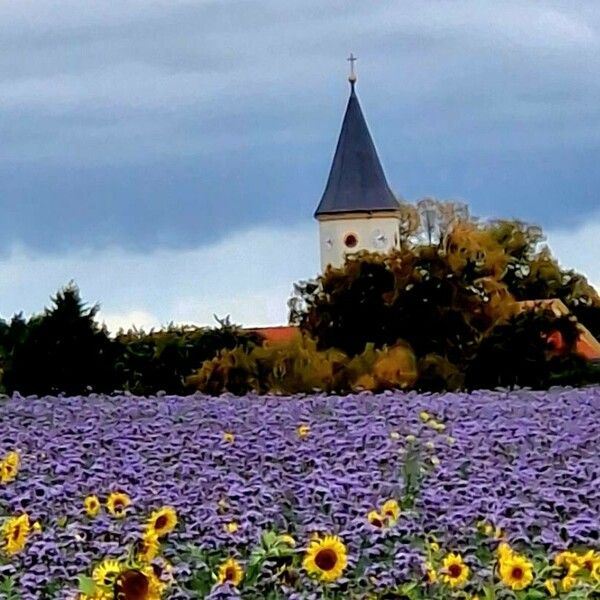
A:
[1, 387, 600, 598]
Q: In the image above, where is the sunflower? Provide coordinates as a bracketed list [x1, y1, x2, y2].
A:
[84, 495, 101, 518]
[561, 571, 577, 593]
[497, 542, 514, 562]
[137, 531, 160, 563]
[93, 558, 123, 591]
[223, 432, 235, 443]
[106, 492, 131, 518]
[217, 558, 244, 586]
[441, 553, 469, 588]
[367, 510, 384, 529]
[544, 579, 557, 597]
[380, 499, 400, 524]
[2, 513, 30, 555]
[303, 535, 348, 583]
[424, 561, 437, 584]
[554, 550, 580, 570]
[1, 451, 20, 483]
[114, 566, 163, 600]
[146, 506, 177, 538]
[297, 424, 310, 438]
[499, 553, 534, 590]
[578, 549, 600, 576]
[279, 534, 296, 547]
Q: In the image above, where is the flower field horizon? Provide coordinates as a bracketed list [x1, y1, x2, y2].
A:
[1, 386, 600, 598]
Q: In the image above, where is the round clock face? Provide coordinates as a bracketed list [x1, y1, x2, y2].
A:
[371, 229, 388, 249]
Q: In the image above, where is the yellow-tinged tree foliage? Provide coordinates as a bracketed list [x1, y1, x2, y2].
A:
[187, 335, 419, 396]
[289, 199, 600, 390]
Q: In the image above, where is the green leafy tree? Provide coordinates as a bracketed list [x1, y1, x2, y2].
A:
[0, 283, 119, 395]
[114, 316, 263, 395]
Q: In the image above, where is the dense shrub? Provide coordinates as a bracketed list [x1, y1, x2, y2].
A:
[113, 316, 263, 395]
[187, 335, 418, 395]
[465, 308, 594, 390]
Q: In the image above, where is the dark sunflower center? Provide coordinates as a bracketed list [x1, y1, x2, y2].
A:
[371, 517, 383, 527]
[12, 525, 21, 541]
[114, 570, 149, 600]
[315, 548, 338, 571]
[224, 567, 237, 581]
[511, 567, 523, 580]
[154, 515, 168, 530]
[114, 500, 124, 509]
[448, 564, 462, 578]
[584, 561, 593, 572]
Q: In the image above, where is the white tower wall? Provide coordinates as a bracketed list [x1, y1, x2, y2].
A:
[318, 213, 400, 270]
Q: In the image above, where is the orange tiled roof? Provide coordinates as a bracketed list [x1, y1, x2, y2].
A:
[248, 326, 299, 345]
[516, 299, 600, 361]
[245, 300, 600, 361]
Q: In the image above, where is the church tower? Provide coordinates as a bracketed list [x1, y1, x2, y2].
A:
[315, 55, 401, 271]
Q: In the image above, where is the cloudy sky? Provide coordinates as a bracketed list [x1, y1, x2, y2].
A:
[0, 0, 599, 332]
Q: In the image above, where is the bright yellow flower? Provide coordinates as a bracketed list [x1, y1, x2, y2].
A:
[137, 531, 160, 563]
[499, 553, 534, 590]
[425, 561, 437, 584]
[430, 541, 440, 553]
[2, 513, 30, 555]
[32, 521, 42, 533]
[446, 436, 456, 445]
[578, 549, 600, 576]
[303, 535, 348, 582]
[405, 434, 416, 443]
[1, 451, 20, 483]
[217, 558, 243, 586]
[84, 495, 101, 518]
[497, 542, 514, 561]
[554, 550, 579, 570]
[419, 411, 431, 422]
[146, 506, 177, 538]
[367, 510, 385, 528]
[93, 558, 123, 591]
[224, 521, 239, 534]
[279, 534, 296, 547]
[380, 499, 400, 524]
[106, 492, 131, 518]
[484, 523, 494, 536]
[561, 573, 576, 593]
[544, 579, 557, 597]
[441, 553, 469, 587]
[297, 424, 310, 438]
[223, 432, 235, 443]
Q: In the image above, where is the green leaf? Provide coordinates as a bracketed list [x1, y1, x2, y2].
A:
[78, 575, 97, 595]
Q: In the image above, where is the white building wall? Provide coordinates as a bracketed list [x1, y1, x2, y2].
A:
[318, 213, 400, 270]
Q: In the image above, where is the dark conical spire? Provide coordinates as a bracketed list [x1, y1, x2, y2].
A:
[314, 78, 399, 217]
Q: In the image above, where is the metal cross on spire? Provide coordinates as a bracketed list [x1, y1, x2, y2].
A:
[347, 53, 357, 84]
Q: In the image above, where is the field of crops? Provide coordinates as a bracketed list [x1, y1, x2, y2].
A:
[1, 387, 600, 599]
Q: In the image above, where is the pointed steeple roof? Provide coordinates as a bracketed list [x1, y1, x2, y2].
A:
[314, 79, 399, 217]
